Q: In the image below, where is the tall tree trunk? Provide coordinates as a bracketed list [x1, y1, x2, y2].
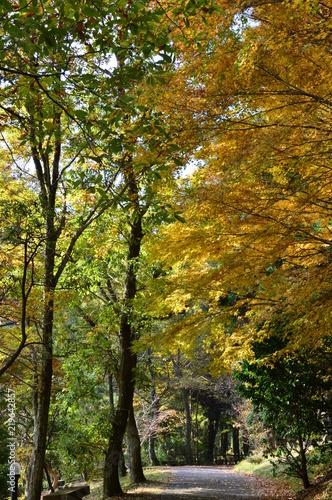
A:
[103, 169, 143, 497]
[127, 402, 146, 483]
[103, 307, 138, 495]
[103, 312, 137, 496]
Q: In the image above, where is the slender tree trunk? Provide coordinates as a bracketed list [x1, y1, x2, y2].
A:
[127, 402, 146, 483]
[221, 427, 229, 464]
[147, 349, 160, 466]
[298, 433, 310, 489]
[103, 170, 143, 497]
[195, 392, 200, 464]
[242, 426, 250, 456]
[149, 434, 159, 466]
[148, 384, 160, 466]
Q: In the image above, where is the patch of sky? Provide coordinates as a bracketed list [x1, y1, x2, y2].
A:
[181, 158, 206, 178]
[231, 9, 260, 39]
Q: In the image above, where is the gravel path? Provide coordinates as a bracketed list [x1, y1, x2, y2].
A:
[131, 466, 294, 500]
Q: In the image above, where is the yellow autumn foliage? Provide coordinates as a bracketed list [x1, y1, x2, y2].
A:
[144, 0, 332, 370]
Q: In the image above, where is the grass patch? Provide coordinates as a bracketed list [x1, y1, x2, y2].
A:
[234, 454, 303, 492]
[121, 466, 170, 491]
[235, 453, 279, 481]
[86, 466, 171, 499]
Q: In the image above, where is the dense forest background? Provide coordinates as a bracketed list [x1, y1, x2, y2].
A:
[0, 0, 331, 498]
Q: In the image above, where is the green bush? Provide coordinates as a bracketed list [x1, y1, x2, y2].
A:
[247, 453, 264, 464]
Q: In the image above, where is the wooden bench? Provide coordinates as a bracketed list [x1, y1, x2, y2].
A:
[43, 486, 90, 500]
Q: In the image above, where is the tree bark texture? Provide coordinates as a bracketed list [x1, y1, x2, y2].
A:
[118, 449, 127, 478]
[149, 434, 159, 467]
[103, 170, 143, 497]
[127, 402, 146, 483]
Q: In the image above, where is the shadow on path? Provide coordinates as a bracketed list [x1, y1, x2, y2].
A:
[126, 466, 294, 500]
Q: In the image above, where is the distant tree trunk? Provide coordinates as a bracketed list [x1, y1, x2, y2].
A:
[181, 387, 193, 465]
[171, 351, 192, 465]
[232, 427, 240, 464]
[148, 386, 160, 466]
[149, 434, 159, 466]
[103, 170, 144, 497]
[206, 419, 215, 463]
[206, 407, 221, 464]
[127, 402, 146, 483]
[147, 349, 160, 466]
[220, 427, 229, 464]
[242, 426, 250, 456]
[195, 391, 200, 464]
